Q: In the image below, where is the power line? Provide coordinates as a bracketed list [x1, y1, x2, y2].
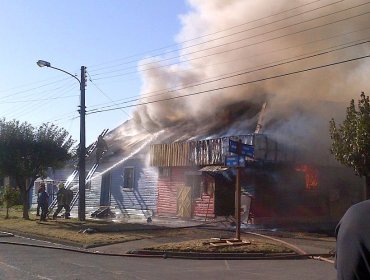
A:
[86, 26, 370, 110]
[4, 83, 78, 120]
[1, 94, 78, 104]
[87, 0, 335, 72]
[86, 54, 370, 115]
[87, 72, 132, 119]
[91, 8, 370, 82]
[86, 37, 370, 112]
[87, 71, 156, 135]
[0, 77, 71, 100]
[90, 1, 369, 79]
[0, 76, 71, 94]
[2, 82, 76, 118]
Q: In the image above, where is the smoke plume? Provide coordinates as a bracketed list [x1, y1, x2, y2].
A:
[131, 0, 370, 163]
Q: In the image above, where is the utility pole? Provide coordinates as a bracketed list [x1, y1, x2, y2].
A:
[78, 66, 86, 221]
[37, 60, 87, 221]
[235, 167, 241, 240]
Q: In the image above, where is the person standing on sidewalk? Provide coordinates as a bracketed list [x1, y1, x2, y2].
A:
[38, 184, 49, 222]
[335, 200, 370, 279]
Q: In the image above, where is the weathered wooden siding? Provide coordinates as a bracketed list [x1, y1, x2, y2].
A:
[85, 174, 103, 214]
[150, 139, 225, 167]
[108, 158, 158, 217]
[157, 167, 187, 216]
[69, 165, 102, 217]
[150, 134, 295, 167]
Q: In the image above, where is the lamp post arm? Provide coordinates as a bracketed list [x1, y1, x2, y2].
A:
[49, 66, 81, 85]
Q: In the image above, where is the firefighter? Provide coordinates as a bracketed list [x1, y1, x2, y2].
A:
[38, 184, 49, 222]
[36, 182, 45, 216]
[52, 183, 72, 219]
[95, 135, 108, 164]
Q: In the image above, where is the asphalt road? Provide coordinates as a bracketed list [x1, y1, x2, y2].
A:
[0, 237, 336, 280]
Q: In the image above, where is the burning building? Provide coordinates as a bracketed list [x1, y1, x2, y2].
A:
[149, 133, 363, 228]
[131, 0, 369, 227]
[30, 0, 368, 224]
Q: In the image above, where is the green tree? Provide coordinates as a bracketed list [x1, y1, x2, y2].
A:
[329, 92, 370, 199]
[0, 119, 75, 219]
[1, 186, 20, 219]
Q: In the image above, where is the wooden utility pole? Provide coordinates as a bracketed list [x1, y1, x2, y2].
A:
[78, 66, 86, 221]
[235, 166, 241, 240]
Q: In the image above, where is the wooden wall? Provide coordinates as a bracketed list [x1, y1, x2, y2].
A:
[193, 194, 215, 219]
[157, 167, 186, 216]
[156, 167, 217, 219]
[150, 134, 295, 167]
[107, 158, 158, 216]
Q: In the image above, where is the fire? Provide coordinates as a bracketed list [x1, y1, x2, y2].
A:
[295, 165, 318, 190]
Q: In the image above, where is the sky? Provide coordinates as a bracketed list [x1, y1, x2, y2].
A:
[1, 0, 370, 160]
[0, 0, 188, 145]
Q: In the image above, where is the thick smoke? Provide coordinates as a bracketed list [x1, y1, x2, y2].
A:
[132, 0, 370, 162]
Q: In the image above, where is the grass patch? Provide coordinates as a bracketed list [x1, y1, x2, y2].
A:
[142, 237, 294, 253]
[0, 208, 168, 247]
[0, 208, 294, 254]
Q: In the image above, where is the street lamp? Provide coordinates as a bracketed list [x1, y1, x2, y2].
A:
[37, 60, 87, 221]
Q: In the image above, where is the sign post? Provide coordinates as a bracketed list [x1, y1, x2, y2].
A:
[235, 166, 241, 240]
[226, 139, 254, 240]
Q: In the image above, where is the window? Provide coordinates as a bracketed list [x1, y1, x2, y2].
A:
[123, 167, 134, 190]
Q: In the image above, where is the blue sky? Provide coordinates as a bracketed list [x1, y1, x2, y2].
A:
[0, 0, 188, 144]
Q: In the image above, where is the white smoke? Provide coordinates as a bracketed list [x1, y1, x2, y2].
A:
[132, 0, 370, 161]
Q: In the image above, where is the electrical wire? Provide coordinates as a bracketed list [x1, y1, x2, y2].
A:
[87, 72, 132, 119]
[86, 25, 370, 109]
[87, 0, 338, 72]
[86, 53, 370, 115]
[92, 10, 370, 82]
[1, 95, 78, 104]
[3, 82, 78, 121]
[87, 71, 156, 135]
[90, 1, 369, 80]
[86, 37, 370, 112]
[0, 77, 71, 100]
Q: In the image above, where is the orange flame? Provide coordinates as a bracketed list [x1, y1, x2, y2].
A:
[295, 165, 318, 190]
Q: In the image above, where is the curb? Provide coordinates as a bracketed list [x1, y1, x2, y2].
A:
[0, 231, 14, 237]
[0, 240, 334, 261]
[126, 249, 308, 260]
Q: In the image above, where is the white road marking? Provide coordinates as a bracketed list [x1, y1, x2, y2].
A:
[0, 261, 53, 280]
[224, 260, 231, 270]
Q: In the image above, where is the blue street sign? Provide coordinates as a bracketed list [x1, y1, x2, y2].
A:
[225, 155, 245, 167]
[229, 139, 239, 154]
[229, 139, 254, 158]
[240, 143, 254, 158]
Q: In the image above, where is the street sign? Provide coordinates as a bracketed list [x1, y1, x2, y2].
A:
[229, 139, 239, 154]
[225, 155, 245, 167]
[240, 143, 254, 158]
[229, 139, 254, 158]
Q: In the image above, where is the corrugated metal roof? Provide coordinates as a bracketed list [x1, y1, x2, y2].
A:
[199, 166, 229, 172]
